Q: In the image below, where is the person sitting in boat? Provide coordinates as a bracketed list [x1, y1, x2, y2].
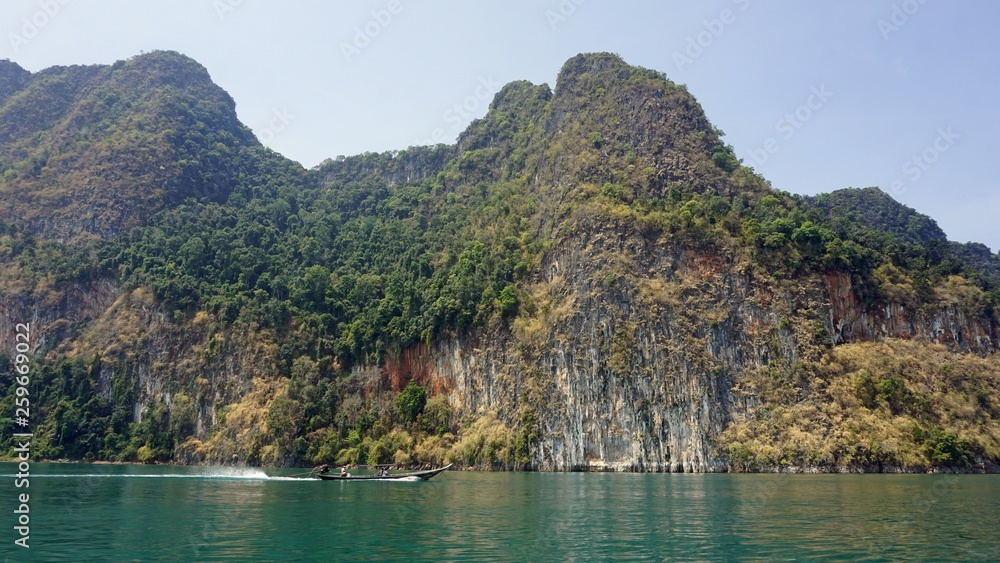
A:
[317, 464, 330, 475]
[340, 467, 348, 477]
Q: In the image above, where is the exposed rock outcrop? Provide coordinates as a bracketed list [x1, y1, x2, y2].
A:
[377, 222, 994, 471]
[2, 51, 996, 471]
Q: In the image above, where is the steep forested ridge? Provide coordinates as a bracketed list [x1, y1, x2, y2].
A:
[1, 51, 998, 472]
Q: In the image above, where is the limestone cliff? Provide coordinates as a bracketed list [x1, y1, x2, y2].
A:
[380, 220, 994, 471]
[0, 51, 254, 241]
[1, 52, 997, 471]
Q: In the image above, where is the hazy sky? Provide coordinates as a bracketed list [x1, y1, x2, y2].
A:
[3, 1, 997, 250]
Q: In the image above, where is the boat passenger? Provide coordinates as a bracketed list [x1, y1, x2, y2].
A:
[340, 467, 348, 477]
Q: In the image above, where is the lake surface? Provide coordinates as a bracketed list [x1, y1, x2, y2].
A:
[2, 463, 998, 561]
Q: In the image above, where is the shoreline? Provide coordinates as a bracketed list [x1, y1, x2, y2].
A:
[3, 458, 996, 474]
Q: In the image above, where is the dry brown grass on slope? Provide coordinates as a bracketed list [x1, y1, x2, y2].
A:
[192, 378, 290, 465]
[722, 339, 1000, 470]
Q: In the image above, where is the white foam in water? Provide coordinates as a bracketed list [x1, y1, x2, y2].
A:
[12, 467, 314, 481]
[197, 467, 270, 479]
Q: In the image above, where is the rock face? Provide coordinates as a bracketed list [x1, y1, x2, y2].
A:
[0, 51, 253, 240]
[0, 60, 31, 104]
[359, 55, 998, 472]
[2, 51, 996, 470]
[381, 223, 995, 472]
[0, 279, 119, 354]
[825, 272, 993, 352]
[3, 226, 989, 471]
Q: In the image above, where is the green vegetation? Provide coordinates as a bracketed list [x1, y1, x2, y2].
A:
[100, 143, 538, 370]
[396, 382, 427, 424]
[0, 51, 252, 241]
[807, 187, 946, 245]
[722, 340, 1000, 470]
[0, 51, 996, 470]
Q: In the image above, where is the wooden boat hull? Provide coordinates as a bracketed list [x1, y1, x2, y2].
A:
[317, 464, 453, 481]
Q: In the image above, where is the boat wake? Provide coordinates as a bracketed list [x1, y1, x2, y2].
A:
[7, 468, 312, 482]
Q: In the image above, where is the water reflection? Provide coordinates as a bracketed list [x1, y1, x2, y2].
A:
[8, 463, 999, 561]
[727, 474, 994, 560]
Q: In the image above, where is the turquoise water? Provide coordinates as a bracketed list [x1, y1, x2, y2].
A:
[2, 463, 998, 561]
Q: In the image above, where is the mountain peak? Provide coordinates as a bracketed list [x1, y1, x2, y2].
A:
[555, 52, 669, 96]
[0, 51, 255, 240]
[119, 50, 216, 89]
[2, 50, 998, 475]
[807, 187, 947, 244]
[540, 52, 744, 199]
[0, 58, 28, 75]
[557, 52, 628, 82]
[0, 59, 30, 104]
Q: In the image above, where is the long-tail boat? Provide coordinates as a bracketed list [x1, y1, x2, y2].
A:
[313, 464, 452, 481]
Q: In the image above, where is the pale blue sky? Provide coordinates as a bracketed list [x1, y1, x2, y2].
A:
[3, 1, 997, 250]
